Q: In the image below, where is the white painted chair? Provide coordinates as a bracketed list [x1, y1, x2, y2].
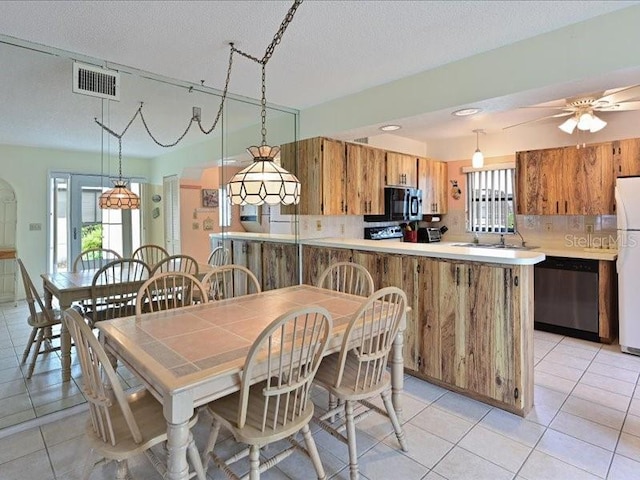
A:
[72, 248, 122, 272]
[201, 306, 333, 480]
[63, 308, 206, 480]
[316, 262, 375, 297]
[150, 254, 199, 276]
[86, 259, 150, 327]
[313, 287, 408, 480]
[17, 258, 62, 379]
[132, 244, 169, 269]
[207, 246, 230, 267]
[201, 264, 261, 301]
[135, 272, 208, 316]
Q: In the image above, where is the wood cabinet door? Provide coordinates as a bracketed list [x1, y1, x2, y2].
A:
[462, 264, 516, 405]
[346, 144, 385, 215]
[386, 152, 417, 187]
[280, 137, 323, 215]
[516, 149, 563, 215]
[262, 243, 298, 291]
[231, 240, 263, 288]
[434, 161, 448, 214]
[322, 138, 347, 214]
[615, 138, 640, 177]
[351, 250, 381, 288]
[564, 143, 614, 215]
[416, 258, 443, 379]
[302, 246, 351, 286]
[418, 157, 447, 214]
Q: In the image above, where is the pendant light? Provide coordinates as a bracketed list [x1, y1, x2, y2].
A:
[472, 129, 485, 169]
[99, 137, 140, 209]
[226, 64, 300, 206]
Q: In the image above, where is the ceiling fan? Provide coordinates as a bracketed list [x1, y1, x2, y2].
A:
[505, 84, 640, 134]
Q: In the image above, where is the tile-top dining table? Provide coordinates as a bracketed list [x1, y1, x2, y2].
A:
[41, 263, 214, 382]
[97, 284, 406, 480]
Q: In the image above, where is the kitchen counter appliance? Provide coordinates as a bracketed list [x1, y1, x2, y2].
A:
[418, 227, 442, 243]
[534, 256, 599, 342]
[616, 176, 640, 355]
[364, 187, 422, 222]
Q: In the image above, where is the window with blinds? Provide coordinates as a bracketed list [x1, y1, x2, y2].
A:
[466, 167, 516, 233]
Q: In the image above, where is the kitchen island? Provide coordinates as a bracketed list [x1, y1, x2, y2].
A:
[212, 232, 544, 415]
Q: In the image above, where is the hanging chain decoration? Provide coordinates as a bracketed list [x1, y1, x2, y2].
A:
[94, 0, 302, 149]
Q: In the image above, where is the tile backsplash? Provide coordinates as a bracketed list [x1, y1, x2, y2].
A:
[443, 212, 619, 250]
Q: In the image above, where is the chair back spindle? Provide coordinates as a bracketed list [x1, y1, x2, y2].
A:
[150, 254, 199, 276]
[136, 272, 208, 315]
[63, 308, 142, 446]
[238, 306, 332, 433]
[202, 264, 261, 301]
[317, 262, 375, 297]
[335, 287, 406, 392]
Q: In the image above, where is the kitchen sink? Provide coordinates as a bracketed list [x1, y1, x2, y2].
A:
[453, 243, 537, 251]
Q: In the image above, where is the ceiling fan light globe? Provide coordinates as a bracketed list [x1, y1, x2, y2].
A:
[472, 149, 484, 168]
[577, 112, 594, 131]
[589, 115, 607, 132]
[558, 117, 578, 134]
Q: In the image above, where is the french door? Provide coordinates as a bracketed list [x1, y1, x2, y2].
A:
[49, 173, 140, 272]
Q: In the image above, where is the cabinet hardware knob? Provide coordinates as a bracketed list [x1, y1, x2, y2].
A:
[514, 388, 519, 399]
[456, 267, 460, 286]
[514, 276, 519, 287]
[468, 268, 472, 287]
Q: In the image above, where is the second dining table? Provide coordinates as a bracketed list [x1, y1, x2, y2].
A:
[41, 262, 214, 381]
[97, 284, 407, 480]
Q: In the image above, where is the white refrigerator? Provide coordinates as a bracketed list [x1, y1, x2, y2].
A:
[616, 176, 640, 354]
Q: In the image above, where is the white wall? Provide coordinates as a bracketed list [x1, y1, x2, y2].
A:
[0, 143, 151, 290]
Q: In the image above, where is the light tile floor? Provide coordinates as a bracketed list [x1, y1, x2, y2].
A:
[3, 300, 640, 478]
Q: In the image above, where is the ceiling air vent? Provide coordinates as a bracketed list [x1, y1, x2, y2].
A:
[353, 137, 369, 144]
[72, 62, 120, 101]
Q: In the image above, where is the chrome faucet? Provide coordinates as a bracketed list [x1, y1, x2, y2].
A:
[473, 232, 479, 244]
[499, 234, 505, 246]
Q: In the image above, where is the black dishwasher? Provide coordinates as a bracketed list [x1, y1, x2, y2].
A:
[534, 256, 599, 342]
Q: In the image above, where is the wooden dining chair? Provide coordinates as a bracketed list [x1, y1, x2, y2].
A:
[72, 248, 122, 272]
[149, 254, 199, 276]
[63, 308, 206, 480]
[312, 287, 408, 480]
[317, 262, 375, 297]
[135, 272, 208, 316]
[131, 244, 169, 269]
[207, 246, 229, 267]
[201, 264, 261, 301]
[201, 306, 333, 480]
[85, 259, 150, 327]
[16, 258, 62, 379]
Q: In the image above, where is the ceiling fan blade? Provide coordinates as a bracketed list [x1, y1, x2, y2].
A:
[503, 112, 573, 130]
[519, 105, 570, 110]
[598, 85, 640, 105]
[596, 101, 640, 111]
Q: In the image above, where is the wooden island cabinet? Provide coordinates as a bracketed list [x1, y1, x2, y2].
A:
[301, 241, 538, 416]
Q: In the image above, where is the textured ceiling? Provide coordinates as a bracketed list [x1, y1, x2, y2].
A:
[0, 0, 639, 157]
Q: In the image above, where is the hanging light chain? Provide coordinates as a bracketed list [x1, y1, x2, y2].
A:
[117, 137, 123, 180]
[94, 0, 302, 148]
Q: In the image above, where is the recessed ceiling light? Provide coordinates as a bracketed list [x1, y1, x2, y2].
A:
[452, 108, 481, 117]
[380, 124, 401, 131]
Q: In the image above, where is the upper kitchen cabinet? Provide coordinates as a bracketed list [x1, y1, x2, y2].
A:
[280, 137, 347, 215]
[516, 142, 614, 215]
[386, 151, 417, 187]
[346, 143, 385, 215]
[613, 138, 640, 177]
[418, 157, 448, 214]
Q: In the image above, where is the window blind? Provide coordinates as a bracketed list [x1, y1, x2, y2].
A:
[466, 167, 515, 233]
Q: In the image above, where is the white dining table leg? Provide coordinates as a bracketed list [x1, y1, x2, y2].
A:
[391, 328, 404, 422]
[165, 393, 194, 480]
[166, 420, 191, 480]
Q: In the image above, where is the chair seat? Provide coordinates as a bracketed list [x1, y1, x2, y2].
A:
[85, 304, 137, 325]
[27, 309, 61, 328]
[85, 389, 198, 461]
[314, 352, 391, 401]
[207, 379, 315, 447]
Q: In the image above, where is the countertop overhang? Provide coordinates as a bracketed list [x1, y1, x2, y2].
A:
[211, 232, 619, 263]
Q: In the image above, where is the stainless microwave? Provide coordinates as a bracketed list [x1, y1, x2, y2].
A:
[364, 187, 423, 222]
